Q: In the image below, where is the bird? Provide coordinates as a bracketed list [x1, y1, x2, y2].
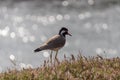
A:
[34, 27, 72, 62]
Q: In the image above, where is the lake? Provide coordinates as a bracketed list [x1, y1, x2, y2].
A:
[0, 0, 120, 72]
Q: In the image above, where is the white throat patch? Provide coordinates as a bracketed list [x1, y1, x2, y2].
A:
[60, 30, 66, 35]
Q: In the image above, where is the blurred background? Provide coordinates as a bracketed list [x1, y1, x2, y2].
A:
[0, 0, 120, 72]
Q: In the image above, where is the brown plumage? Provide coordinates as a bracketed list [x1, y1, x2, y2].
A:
[34, 35, 66, 52]
[34, 27, 71, 61]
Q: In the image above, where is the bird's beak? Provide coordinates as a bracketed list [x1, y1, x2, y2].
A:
[67, 32, 72, 36]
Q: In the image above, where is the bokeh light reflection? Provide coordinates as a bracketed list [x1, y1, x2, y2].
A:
[10, 32, 16, 39]
[22, 36, 28, 43]
[0, 27, 10, 37]
[64, 14, 70, 20]
[41, 35, 47, 42]
[62, 1, 69, 7]
[56, 14, 63, 21]
[43, 51, 50, 58]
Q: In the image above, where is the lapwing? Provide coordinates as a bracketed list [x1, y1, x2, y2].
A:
[34, 27, 71, 61]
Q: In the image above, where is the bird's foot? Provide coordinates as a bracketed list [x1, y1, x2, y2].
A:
[54, 57, 60, 65]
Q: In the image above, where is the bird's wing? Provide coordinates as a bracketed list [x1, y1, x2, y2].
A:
[46, 35, 60, 44]
[44, 35, 66, 49]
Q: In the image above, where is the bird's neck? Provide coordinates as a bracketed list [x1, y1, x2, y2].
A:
[59, 33, 66, 38]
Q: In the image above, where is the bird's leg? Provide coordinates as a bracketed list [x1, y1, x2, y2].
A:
[55, 50, 58, 60]
[55, 50, 59, 64]
[50, 51, 53, 64]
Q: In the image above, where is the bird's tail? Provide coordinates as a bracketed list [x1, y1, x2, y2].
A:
[34, 48, 41, 52]
[34, 44, 47, 52]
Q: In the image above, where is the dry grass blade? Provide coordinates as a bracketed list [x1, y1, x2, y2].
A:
[0, 54, 120, 80]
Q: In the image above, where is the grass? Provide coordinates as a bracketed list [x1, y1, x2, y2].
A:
[0, 54, 120, 80]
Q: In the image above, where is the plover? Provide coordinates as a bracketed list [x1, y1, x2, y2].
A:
[34, 27, 71, 60]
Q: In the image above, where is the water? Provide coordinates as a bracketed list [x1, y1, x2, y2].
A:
[0, 0, 120, 72]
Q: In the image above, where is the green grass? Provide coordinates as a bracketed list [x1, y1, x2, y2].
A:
[0, 54, 120, 80]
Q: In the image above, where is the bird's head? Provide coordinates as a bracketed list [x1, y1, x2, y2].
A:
[59, 27, 72, 37]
